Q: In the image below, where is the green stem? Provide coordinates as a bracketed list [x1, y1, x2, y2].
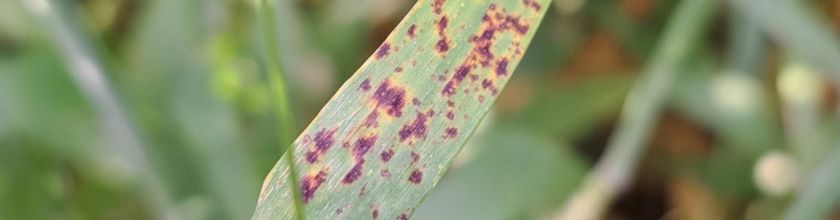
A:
[559, 0, 715, 219]
[257, 0, 304, 219]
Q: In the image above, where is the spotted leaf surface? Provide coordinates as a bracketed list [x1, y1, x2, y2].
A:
[253, 0, 550, 219]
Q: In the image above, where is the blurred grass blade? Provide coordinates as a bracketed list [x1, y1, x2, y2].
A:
[729, 0, 840, 217]
[558, 0, 715, 219]
[783, 144, 840, 220]
[253, 0, 550, 219]
[778, 60, 830, 170]
[726, 12, 766, 76]
[729, 0, 840, 83]
[21, 0, 178, 219]
[257, 0, 304, 219]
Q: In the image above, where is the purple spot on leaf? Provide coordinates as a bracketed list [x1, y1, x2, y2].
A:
[496, 58, 509, 76]
[398, 113, 429, 142]
[375, 43, 391, 59]
[407, 24, 417, 38]
[410, 151, 420, 164]
[305, 128, 336, 164]
[408, 169, 423, 184]
[444, 127, 458, 139]
[360, 78, 371, 91]
[342, 162, 363, 184]
[380, 149, 394, 162]
[352, 135, 377, 160]
[301, 170, 327, 204]
[372, 80, 407, 117]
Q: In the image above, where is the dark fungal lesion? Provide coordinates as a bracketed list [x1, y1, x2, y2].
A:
[431, 0, 445, 15]
[351, 135, 377, 160]
[341, 162, 363, 184]
[359, 78, 371, 91]
[304, 128, 337, 164]
[398, 113, 429, 142]
[408, 169, 423, 184]
[341, 134, 378, 185]
[362, 111, 379, 128]
[380, 148, 394, 162]
[410, 151, 420, 164]
[441, 65, 471, 96]
[407, 24, 417, 38]
[495, 57, 509, 76]
[434, 16, 450, 55]
[522, 0, 542, 12]
[300, 169, 328, 204]
[438, 3, 532, 97]
[374, 43, 391, 59]
[371, 79, 408, 118]
[481, 78, 499, 95]
[443, 127, 458, 139]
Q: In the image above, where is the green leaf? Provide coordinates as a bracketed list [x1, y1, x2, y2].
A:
[252, 0, 551, 219]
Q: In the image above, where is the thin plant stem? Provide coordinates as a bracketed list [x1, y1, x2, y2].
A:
[257, 0, 304, 219]
[21, 0, 179, 219]
[557, 0, 715, 219]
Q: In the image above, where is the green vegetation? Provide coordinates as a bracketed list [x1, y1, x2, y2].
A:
[3, 0, 840, 219]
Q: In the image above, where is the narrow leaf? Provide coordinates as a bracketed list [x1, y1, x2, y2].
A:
[253, 0, 550, 219]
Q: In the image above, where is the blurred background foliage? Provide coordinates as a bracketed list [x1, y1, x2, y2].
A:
[2, 0, 840, 219]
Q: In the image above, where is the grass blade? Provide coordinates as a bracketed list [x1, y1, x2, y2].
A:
[557, 0, 716, 219]
[729, 0, 840, 83]
[782, 144, 840, 220]
[252, 0, 551, 219]
[256, 0, 304, 219]
[729, 0, 840, 217]
[21, 0, 179, 219]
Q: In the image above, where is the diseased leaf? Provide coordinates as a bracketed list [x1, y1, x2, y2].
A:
[252, 0, 550, 219]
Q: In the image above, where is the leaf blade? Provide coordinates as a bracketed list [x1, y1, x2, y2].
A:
[253, 0, 551, 219]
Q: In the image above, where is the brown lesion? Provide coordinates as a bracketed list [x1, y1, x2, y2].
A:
[338, 133, 380, 185]
[300, 168, 329, 204]
[407, 24, 417, 39]
[443, 127, 458, 139]
[370, 78, 409, 118]
[304, 128, 338, 164]
[359, 78, 372, 91]
[431, 0, 445, 15]
[374, 43, 391, 59]
[434, 16, 450, 55]
[341, 162, 364, 184]
[398, 113, 430, 143]
[380, 148, 394, 162]
[522, 0, 543, 12]
[438, 4, 533, 97]
[351, 134, 378, 160]
[408, 169, 423, 184]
